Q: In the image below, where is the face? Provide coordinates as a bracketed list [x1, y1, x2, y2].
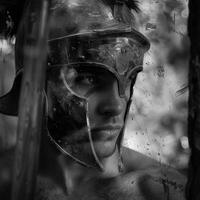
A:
[45, 1, 144, 167]
[46, 65, 134, 163]
[85, 69, 133, 158]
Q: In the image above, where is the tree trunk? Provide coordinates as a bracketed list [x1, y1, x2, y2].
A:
[11, 1, 50, 200]
[187, 0, 200, 199]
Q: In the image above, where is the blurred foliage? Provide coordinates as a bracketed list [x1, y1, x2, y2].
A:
[124, 0, 189, 171]
[0, 0, 189, 172]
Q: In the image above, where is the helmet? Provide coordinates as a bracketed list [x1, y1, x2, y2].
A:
[0, 0, 150, 170]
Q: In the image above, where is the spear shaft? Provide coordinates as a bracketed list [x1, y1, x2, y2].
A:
[11, 1, 50, 200]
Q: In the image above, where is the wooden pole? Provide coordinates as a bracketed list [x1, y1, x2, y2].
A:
[187, 0, 200, 199]
[11, 1, 50, 200]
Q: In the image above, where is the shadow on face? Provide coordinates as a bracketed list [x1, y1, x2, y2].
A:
[46, 65, 134, 163]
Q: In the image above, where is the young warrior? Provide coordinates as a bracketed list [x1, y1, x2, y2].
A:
[0, 0, 186, 199]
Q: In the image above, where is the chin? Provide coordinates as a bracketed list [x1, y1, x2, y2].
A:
[78, 138, 117, 159]
[92, 140, 117, 158]
[78, 131, 120, 159]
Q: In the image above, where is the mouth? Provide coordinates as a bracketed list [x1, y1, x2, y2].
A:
[58, 125, 122, 145]
[91, 125, 122, 141]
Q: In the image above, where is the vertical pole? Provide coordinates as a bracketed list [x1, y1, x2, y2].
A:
[187, 0, 200, 199]
[11, 0, 50, 200]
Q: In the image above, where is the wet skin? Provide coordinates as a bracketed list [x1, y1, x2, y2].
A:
[36, 146, 186, 200]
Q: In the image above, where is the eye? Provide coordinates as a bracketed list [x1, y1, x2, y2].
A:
[75, 73, 101, 86]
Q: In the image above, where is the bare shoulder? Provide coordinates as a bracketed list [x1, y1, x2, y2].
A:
[120, 167, 186, 199]
[120, 147, 187, 200]
[122, 146, 161, 171]
[67, 166, 186, 200]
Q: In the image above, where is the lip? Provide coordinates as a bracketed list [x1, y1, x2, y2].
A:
[59, 125, 122, 145]
[91, 125, 122, 141]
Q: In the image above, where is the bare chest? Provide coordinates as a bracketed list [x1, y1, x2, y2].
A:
[36, 170, 185, 200]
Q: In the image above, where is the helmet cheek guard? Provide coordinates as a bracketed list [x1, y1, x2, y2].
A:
[46, 79, 103, 169]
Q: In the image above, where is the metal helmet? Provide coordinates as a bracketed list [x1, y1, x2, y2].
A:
[0, 0, 150, 170]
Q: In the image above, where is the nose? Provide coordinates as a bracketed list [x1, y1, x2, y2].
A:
[97, 81, 124, 117]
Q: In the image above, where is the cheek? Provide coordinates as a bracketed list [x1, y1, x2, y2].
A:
[87, 92, 128, 120]
[125, 87, 131, 99]
[125, 82, 134, 101]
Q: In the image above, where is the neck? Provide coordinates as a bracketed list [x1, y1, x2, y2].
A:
[58, 148, 121, 194]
